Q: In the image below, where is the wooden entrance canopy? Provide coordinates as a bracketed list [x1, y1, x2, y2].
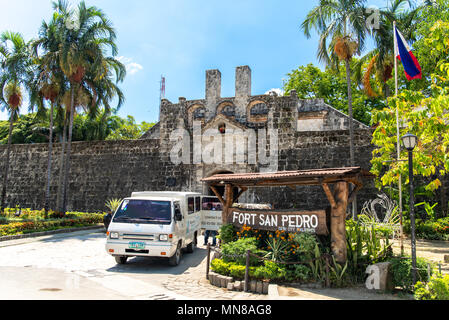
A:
[201, 167, 375, 264]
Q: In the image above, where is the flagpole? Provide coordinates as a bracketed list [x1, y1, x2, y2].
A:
[393, 21, 404, 256]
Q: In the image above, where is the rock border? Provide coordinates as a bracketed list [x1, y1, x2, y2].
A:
[0, 225, 104, 242]
[208, 272, 270, 294]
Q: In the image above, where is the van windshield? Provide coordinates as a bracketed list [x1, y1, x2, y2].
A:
[113, 200, 172, 224]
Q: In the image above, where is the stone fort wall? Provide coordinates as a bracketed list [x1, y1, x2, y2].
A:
[0, 128, 376, 213]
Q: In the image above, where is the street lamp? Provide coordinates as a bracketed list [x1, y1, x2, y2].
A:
[401, 133, 418, 286]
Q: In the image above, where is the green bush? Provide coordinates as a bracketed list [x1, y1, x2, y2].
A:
[217, 224, 238, 244]
[221, 237, 265, 266]
[253, 260, 286, 280]
[283, 264, 311, 282]
[388, 256, 433, 292]
[415, 274, 449, 300]
[210, 258, 231, 276]
[0, 214, 104, 237]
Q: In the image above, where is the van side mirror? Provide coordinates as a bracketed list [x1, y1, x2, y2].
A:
[174, 209, 183, 221]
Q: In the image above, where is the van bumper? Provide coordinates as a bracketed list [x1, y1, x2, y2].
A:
[105, 240, 177, 258]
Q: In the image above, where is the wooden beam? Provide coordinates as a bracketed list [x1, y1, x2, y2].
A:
[322, 183, 337, 209]
[233, 187, 248, 202]
[223, 184, 234, 224]
[209, 186, 225, 206]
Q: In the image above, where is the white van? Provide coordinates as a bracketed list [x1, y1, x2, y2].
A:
[105, 191, 202, 266]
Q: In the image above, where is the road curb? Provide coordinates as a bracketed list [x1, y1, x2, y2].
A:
[0, 225, 104, 242]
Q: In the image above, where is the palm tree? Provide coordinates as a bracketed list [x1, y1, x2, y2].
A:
[0, 31, 34, 211]
[31, 14, 70, 215]
[52, 0, 125, 213]
[301, 0, 369, 168]
[355, 0, 421, 98]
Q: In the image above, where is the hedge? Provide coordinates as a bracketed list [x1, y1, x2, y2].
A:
[0, 213, 104, 237]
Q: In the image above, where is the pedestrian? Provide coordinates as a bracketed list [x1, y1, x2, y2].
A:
[204, 229, 217, 246]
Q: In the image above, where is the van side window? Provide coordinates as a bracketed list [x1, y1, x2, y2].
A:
[201, 196, 222, 211]
[187, 197, 194, 214]
[195, 197, 201, 212]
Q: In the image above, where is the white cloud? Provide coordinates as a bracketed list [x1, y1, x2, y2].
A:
[265, 88, 284, 96]
[117, 56, 144, 76]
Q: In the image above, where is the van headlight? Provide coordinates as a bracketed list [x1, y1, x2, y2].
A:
[159, 234, 169, 241]
[110, 232, 119, 239]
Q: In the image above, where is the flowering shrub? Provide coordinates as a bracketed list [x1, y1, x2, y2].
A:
[0, 213, 104, 236]
[404, 217, 449, 241]
[415, 274, 449, 300]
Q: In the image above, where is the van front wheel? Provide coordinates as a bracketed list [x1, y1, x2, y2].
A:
[115, 256, 128, 264]
[169, 243, 182, 266]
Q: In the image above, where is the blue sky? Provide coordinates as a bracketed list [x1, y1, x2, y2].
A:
[0, 0, 398, 123]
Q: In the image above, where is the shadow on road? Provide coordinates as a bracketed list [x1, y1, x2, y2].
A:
[105, 247, 208, 276]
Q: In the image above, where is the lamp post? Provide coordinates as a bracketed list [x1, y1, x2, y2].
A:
[401, 133, 418, 286]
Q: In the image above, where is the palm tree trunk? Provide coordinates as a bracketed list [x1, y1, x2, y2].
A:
[345, 59, 355, 166]
[44, 102, 55, 217]
[345, 58, 357, 218]
[56, 113, 68, 212]
[62, 86, 75, 214]
[1, 113, 15, 211]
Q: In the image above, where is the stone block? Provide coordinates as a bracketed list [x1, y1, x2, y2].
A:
[256, 281, 263, 294]
[234, 281, 242, 291]
[444, 255, 449, 263]
[365, 262, 393, 292]
[250, 280, 257, 293]
[262, 280, 269, 294]
[227, 282, 234, 291]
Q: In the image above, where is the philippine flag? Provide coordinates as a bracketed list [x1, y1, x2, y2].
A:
[395, 26, 422, 81]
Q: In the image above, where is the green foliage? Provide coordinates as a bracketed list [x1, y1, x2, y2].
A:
[388, 256, 433, 292]
[253, 260, 286, 281]
[105, 198, 122, 213]
[329, 256, 349, 288]
[283, 62, 385, 125]
[283, 264, 311, 283]
[264, 237, 289, 263]
[0, 211, 104, 236]
[404, 217, 449, 241]
[415, 274, 449, 300]
[221, 237, 264, 266]
[0, 112, 154, 144]
[415, 202, 438, 221]
[346, 220, 393, 282]
[210, 258, 256, 280]
[217, 224, 238, 244]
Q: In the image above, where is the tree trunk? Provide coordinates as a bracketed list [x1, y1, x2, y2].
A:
[0, 114, 15, 211]
[331, 181, 349, 264]
[62, 86, 75, 214]
[56, 113, 68, 212]
[345, 58, 357, 218]
[44, 102, 55, 217]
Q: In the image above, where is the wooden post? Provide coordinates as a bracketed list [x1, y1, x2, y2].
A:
[331, 181, 349, 264]
[223, 184, 234, 224]
[244, 249, 250, 292]
[206, 243, 211, 280]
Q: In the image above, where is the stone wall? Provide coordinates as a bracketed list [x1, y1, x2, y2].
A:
[0, 128, 376, 213]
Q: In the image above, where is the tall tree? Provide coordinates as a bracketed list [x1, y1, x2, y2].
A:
[0, 31, 34, 210]
[51, 0, 125, 213]
[301, 0, 369, 168]
[31, 13, 69, 215]
[355, 0, 421, 99]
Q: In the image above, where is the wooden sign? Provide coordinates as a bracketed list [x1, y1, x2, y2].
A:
[228, 209, 329, 235]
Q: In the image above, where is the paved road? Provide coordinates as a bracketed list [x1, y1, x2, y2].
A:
[0, 230, 264, 300]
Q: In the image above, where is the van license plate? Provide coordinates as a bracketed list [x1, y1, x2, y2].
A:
[128, 242, 145, 250]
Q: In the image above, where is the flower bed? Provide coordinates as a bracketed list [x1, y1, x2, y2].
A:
[0, 209, 104, 237]
[404, 217, 449, 241]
